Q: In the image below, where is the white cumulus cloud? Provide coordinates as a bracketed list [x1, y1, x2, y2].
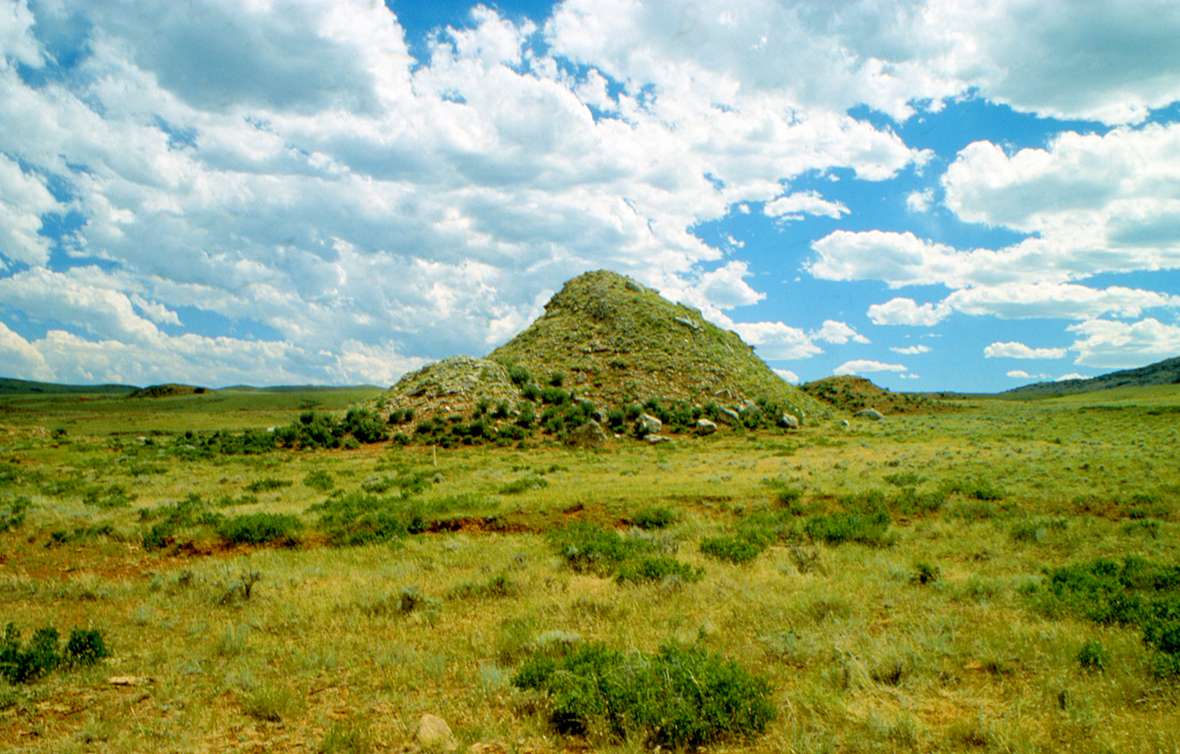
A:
[834, 359, 907, 376]
[867, 297, 950, 326]
[984, 341, 1067, 360]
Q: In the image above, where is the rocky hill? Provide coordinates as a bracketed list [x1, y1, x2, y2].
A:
[1004, 356, 1180, 398]
[127, 383, 208, 399]
[801, 375, 951, 415]
[379, 270, 824, 442]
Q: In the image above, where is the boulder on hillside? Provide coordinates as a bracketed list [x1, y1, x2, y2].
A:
[696, 418, 717, 435]
[855, 408, 885, 421]
[636, 413, 662, 436]
[567, 419, 608, 447]
[778, 413, 800, 429]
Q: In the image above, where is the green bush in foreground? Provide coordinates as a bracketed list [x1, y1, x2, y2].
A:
[217, 513, 302, 546]
[1, 624, 108, 684]
[1040, 556, 1180, 676]
[513, 642, 774, 748]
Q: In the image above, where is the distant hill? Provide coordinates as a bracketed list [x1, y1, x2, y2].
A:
[383, 269, 825, 425]
[801, 375, 954, 415]
[1005, 356, 1180, 398]
[127, 383, 210, 399]
[0, 377, 136, 395]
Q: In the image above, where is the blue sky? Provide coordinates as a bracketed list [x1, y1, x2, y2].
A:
[1, 1, 1179, 390]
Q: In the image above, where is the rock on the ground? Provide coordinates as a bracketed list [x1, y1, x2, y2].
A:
[855, 408, 885, 421]
[415, 714, 457, 752]
[637, 413, 662, 436]
[646, 434, 672, 444]
[696, 418, 717, 435]
[839, 419, 850, 429]
[718, 407, 741, 424]
[567, 419, 608, 447]
[778, 413, 800, 429]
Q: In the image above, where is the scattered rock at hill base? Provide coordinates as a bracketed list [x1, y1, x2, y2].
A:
[647, 434, 672, 444]
[637, 413, 663, 436]
[415, 713, 457, 752]
[840, 419, 851, 429]
[778, 413, 800, 429]
[718, 407, 741, 424]
[566, 419, 608, 447]
[855, 408, 885, 421]
[696, 418, 717, 435]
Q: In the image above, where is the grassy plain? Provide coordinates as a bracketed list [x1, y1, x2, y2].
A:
[1, 386, 1178, 752]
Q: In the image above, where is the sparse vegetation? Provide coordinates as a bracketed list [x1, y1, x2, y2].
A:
[3, 363, 1180, 751]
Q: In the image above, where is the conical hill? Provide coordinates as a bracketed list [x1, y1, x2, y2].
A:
[488, 270, 820, 416]
[383, 270, 822, 428]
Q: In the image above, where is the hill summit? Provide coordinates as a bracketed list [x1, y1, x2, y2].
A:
[381, 270, 822, 439]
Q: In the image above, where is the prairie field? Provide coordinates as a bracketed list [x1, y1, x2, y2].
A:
[1, 387, 1178, 752]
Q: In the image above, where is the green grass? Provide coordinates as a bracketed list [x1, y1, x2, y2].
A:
[1, 384, 1180, 751]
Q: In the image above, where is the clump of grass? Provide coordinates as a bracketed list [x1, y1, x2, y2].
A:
[883, 472, 925, 487]
[1038, 556, 1180, 676]
[307, 493, 409, 546]
[629, 506, 677, 530]
[499, 473, 548, 495]
[911, 562, 941, 585]
[513, 642, 774, 748]
[700, 535, 765, 564]
[946, 477, 1005, 501]
[241, 681, 296, 722]
[549, 522, 654, 575]
[448, 573, 517, 600]
[0, 624, 108, 684]
[0, 496, 31, 532]
[81, 484, 133, 509]
[319, 718, 373, 753]
[1077, 640, 1107, 672]
[246, 477, 292, 494]
[804, 509, 892, 546]
[1010, 517, 1068, 544]
[615, 556, 702, 584]
[217, 513, 302, 546]
[303, 470, 334, 492]
[218, 571, 262, 605]
[139, 494, 224, 549]
[893, 486, 946, 515]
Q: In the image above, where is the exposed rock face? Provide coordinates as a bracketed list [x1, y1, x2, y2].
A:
[567, 419, 608, 447]
[384, 357, 517, 419]
[696, 418, 717, 435]
[855, 408, 885, 421]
